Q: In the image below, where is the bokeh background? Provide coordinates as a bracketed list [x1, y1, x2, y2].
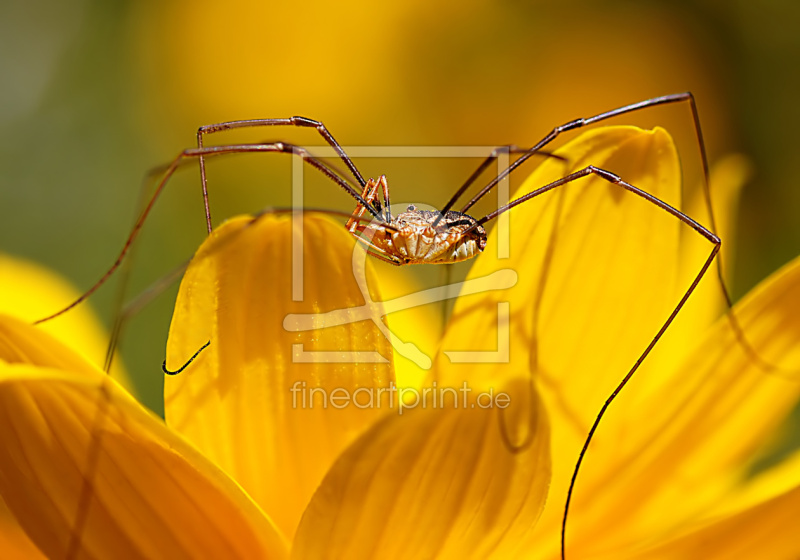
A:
[1, 0, 799, 417]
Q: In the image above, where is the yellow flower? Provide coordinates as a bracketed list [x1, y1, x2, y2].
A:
[0, 254, 135, 559]
[1, 126, 799, 559]
[438, 126, 800, 558]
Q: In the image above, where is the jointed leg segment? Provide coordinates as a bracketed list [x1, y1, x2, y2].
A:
[477, 162, 720, 560]
[35, 141, 378, 325]
[197, 117, 367, 232]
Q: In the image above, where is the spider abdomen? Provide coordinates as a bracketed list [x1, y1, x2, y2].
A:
[369, 207, 487, 264]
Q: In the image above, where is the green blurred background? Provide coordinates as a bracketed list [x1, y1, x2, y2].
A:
[1, 0, 799, 416]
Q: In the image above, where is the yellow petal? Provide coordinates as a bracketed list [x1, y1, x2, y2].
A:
[534, 254, 800, 557]
[630, 483, 800, 560]
[440, 126, 684, 401]
[658, 153, 751, 373]
[440, 126, 684, 442]
[373, 266, 443, 391]
[0, 314, 99, 559]
[0, 496, 44, 559]
[165, 212, 395, 539]
[0, 333, 286, 558]
[292, 378, 550, 559]
[716, 445, 800, 521]
[439, 126, 735, 556]
[680, 153, 751, 291]
[0, 254, 131, 390]
[0, 314, 98, 376]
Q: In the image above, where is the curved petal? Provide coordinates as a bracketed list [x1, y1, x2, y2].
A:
[542, 254, 800, 557]
[630, 482, 800, 560]
[663, 153, 750, 371]
[0, 496, 44, 559]
[714, 446, 800, 521]
[0, 314, 99, 375]
[439, 125, 683, 524]
[438, 127, 763, 556]
[0, 254, 130, 390]
[292, 378, 550, 559]
[440, 126, 683, 404]
[165, 212, 395, 539]
[0, 359, 287, 559]
[373, 267, 442, 391]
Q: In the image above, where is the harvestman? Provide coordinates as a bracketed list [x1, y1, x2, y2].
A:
[38, 93, 765, 560]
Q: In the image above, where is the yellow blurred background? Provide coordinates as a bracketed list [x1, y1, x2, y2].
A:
[1, 0, 799, 415]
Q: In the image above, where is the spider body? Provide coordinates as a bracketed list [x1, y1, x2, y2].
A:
[365, 206, 487, 265]
[344, 174, 487, 265]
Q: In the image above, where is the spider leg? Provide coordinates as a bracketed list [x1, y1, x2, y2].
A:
[348, 206, 408, 266]
[461, 93, 704, 214]
[432, 146, 566, 228]
[378, 175, 391, 222]
[469, 93, 777, 375]
[347, 178, 384, 233]
[66, 204, 394, 558]
[35, 142, 383, 325]
[197, 117, 366, 232]
[471, 164, 720, 560]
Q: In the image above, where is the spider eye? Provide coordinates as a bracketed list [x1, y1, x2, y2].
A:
[407, 204, 416, 211]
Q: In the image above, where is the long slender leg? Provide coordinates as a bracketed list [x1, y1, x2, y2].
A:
[346, 178, 383, 233]
[65, 149, 170, 558]
[467, 93, 777, 373]
[468, 165, 721, 559]
[197, 117, 367, 232]
[562, 246, 718, 560]
[377, 176, 391, 223]
[431, 146, 566, 228]
[160, 205, 401, 375]
[65, 378, 112, 560]
[68, 203, 396, 556]
[101, 167, 156, 374]
[35, 142, 385, 325]
[461, 93, 703, 213]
